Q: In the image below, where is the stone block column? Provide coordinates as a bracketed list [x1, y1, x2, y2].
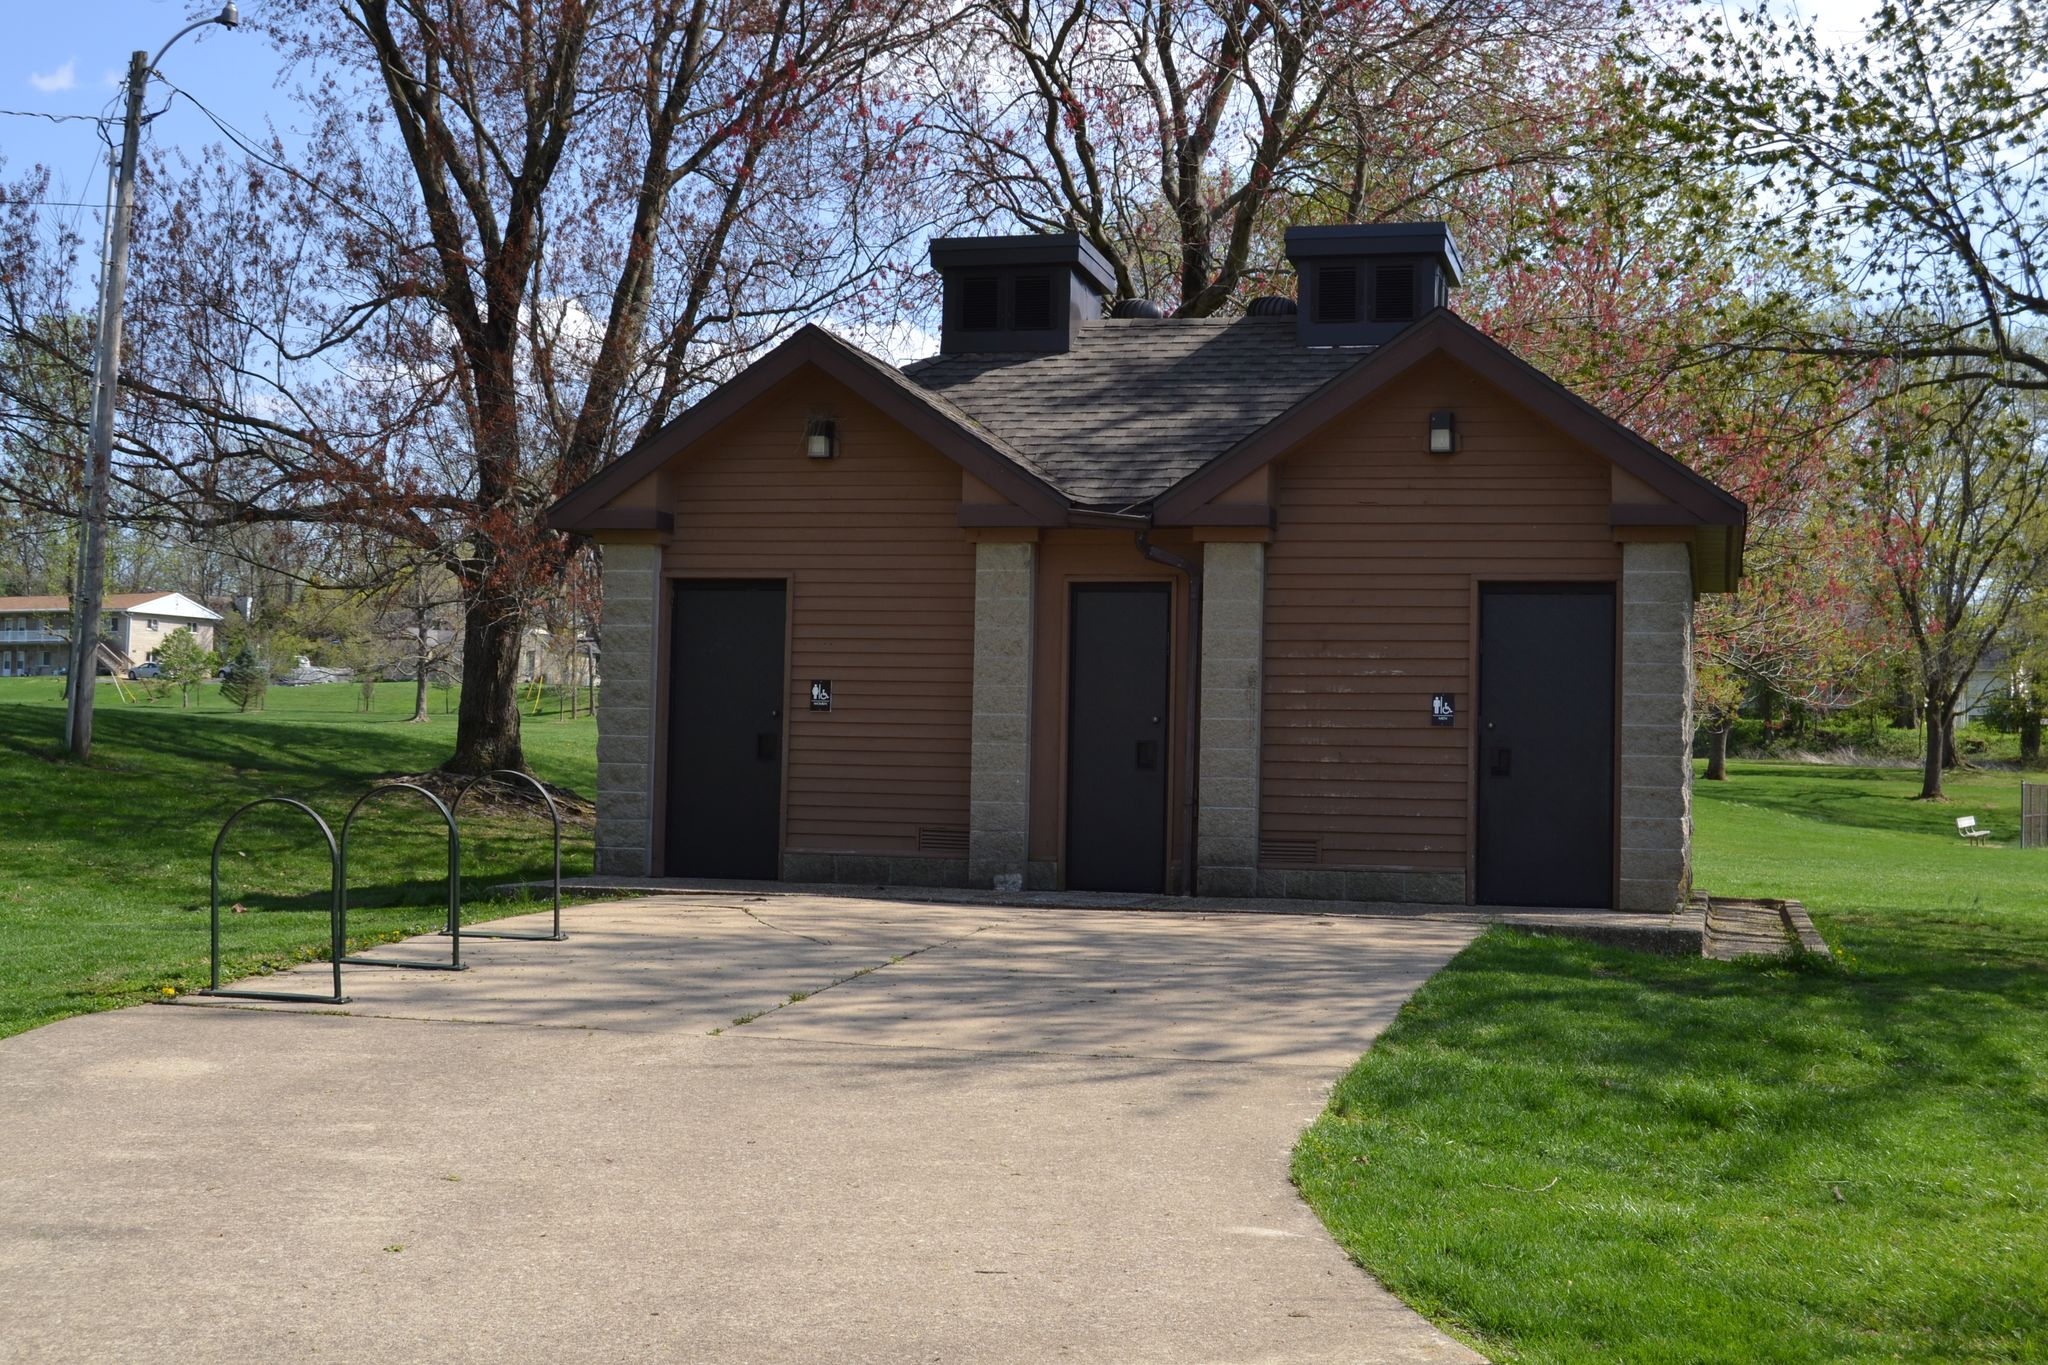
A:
[1196, 541, 1265, 897]
[969, 539, 1035, 890]
[594, 540, 661, 876]
[1618, 540, 1695, 911]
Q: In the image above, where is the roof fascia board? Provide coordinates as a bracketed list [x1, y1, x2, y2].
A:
[546, 326, 1068, 532]
[1154, 311, 1746, 528]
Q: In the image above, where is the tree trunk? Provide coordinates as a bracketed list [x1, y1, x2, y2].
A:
[1919, 691, 1946, 799]
[412, 659, 430, 723]
[2022, 707, 2040, 764]
[446, 588, 527, 774]
[1942, 713, 1959, 770]
[1891, 685, 1917, 729]
[1706, 719, 1731, 781]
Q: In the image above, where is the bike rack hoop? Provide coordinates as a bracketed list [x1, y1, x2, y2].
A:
[337, 781, 468, 972]
[196, 797, 350, 1005]
[448, 768, 566, 941]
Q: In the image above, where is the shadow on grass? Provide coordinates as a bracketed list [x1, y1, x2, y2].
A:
[1698, 761, 2028, 838]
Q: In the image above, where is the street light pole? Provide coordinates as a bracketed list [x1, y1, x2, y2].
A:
[65, 4, 239, 759]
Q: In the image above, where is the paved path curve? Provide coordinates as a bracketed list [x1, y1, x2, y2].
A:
[0, 894, 1483, 1363]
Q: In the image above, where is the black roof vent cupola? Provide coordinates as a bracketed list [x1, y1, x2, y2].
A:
[1284, 223, 1462, 347]
[931, 233, 1117, 355]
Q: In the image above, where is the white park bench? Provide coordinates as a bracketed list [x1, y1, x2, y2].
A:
[1956, 816, 1993, 843]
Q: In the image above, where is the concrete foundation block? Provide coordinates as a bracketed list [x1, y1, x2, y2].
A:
[778, 853, 836, 883]
[1197, 866, 1257, 898]
[1403, 872, 1466, 904]
[1344, 871, 1408, 902]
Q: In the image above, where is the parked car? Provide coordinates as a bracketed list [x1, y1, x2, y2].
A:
[128, 663, 162, 680]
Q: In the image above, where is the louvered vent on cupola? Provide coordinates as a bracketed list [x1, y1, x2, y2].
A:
[1285, 223, 1463, 347]
[930, 233, 1116, 355]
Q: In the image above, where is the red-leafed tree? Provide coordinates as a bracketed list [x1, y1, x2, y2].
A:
[1453, 77, 1893, 776]
[3, 0, 948, 773]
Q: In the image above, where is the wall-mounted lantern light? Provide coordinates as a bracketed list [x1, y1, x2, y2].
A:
[805, 417, 837, 460]
[1427, 410, 1456, 454]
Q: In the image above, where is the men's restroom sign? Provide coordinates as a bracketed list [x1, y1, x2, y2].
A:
[810, 679, 832, 711]
[1430, 693, 1455, 726]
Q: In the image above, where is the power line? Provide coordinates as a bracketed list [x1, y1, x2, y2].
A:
[0, 108, 112, 126]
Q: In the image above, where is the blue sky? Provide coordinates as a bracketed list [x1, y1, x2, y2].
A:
[3, 0, 283, 213]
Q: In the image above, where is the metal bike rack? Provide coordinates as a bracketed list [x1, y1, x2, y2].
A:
[448, 768, 566, 941]
[197, 797, 350, 1004]
[338, 782, 467, 972]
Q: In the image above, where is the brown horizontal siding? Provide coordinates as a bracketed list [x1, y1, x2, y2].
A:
[1261, 353, 1620, 876]
[662, 373, 974, 860]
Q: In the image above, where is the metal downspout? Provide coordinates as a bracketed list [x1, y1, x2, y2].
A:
[1137, 530, 1200, 896]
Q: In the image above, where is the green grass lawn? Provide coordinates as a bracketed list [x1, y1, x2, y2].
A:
[0, 676, 599, 1037]
[1294, 760, 2048, 1362]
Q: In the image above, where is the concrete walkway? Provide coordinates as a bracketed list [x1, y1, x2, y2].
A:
[0, 894, 1484, 1363]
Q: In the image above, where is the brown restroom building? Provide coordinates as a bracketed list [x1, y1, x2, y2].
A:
[548, 225, 1745, 911]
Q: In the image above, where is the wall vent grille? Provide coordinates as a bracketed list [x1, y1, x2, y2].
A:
[959, 277, 1000, 331]
[1013, 273, 1054, 329]
[1259, 837, 1321, 866]
[917, 825, 971, 854]
[1316, 266, 1358, 323]
[1373, 264, 1415, 321]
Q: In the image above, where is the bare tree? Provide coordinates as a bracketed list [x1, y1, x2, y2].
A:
[2, 0, 950, 773]
[924, 0, 1620, 312]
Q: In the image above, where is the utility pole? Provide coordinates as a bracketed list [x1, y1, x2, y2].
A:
[65, 154, 118, 708]
[65, 5, 239, 758]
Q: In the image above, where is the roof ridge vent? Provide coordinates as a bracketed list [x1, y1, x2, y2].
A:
[1283, 222, 1461, 346]
[1111, 298, 1169, 319]
[930, 233, 1114, 356]
[1246, 295, 1298, 316]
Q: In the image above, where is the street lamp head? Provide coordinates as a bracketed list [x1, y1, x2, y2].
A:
[218, 3, 239, 27]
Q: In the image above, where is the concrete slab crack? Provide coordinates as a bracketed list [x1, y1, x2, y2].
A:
[715, 923, 995, 1034]
[737, 905, 833, 946]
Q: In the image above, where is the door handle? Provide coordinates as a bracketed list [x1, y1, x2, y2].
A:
[1491, 747, 1511, 777]
[1135, 739, 1158, 771]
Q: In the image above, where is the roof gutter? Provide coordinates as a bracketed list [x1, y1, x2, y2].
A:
[1068, 508, 1150, 529]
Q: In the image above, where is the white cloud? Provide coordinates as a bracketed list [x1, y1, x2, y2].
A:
[29, 58, 77, 93]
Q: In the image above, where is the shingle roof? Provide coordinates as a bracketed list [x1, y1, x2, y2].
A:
[826, 333, 1063, 491]
[0, 592, 218, 615]
[900, 316, 1367, 507]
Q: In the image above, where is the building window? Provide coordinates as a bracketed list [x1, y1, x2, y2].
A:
[146, 618, 160, 630]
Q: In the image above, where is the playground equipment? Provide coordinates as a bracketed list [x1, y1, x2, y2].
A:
[198, 770, 568, 998]
[197, 797, 349, 1005]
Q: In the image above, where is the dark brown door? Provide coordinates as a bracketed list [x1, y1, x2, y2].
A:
[1475, 584, 1615, 907]
[1065, 583, 1171, 892]
[666, 580, 786, 879]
